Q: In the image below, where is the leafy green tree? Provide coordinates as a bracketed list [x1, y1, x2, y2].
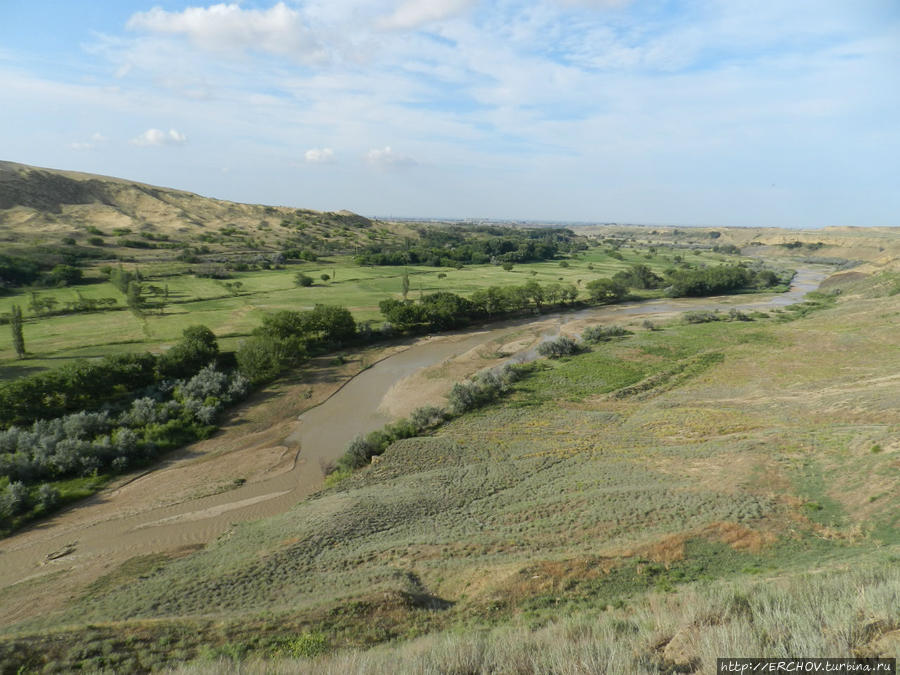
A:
[295, 272, 313, 287]
[236, 335, 297, 384]
[756, 270, 779, 287]
[501, 285, 530, 311]
[47, 264, 83, 287]
[302, 304, 356, 345]
[664, 265, 753, 297]
[612, 264, 663, 289]
[0, 254, 40, 287]
[126, 280, 144, 313]
[419, 292, 474, 330]
[523, 280, 544, 311]
[10, 304, 25, 359]
[258, 310, 306, 343]
[470, 286, 506, 318]
[379, 299, 428, 331]
[157, 325, 219, 379]
[544, 283, 563, 305]
[586, 278, 626, 304]
[256, 305, 356, 348]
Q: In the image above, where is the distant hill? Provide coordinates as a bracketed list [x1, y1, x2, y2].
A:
[0, 161, 387, 257]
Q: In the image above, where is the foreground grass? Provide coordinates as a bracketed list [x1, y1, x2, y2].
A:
[168, 561, 899, 674]
[3, 558, 896, 673]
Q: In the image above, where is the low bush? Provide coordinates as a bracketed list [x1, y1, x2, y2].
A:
[683, 310, 721, 324]
[537, 335, 582, 358]
[448, 365, 522, 413]
[337, 365, 526, 472]
[582, 325, 630, 343]
[0, 364, 249, 532]
[728, 308, 752, 321]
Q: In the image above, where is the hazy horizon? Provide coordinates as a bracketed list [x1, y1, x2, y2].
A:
[2, 1, 898, 228]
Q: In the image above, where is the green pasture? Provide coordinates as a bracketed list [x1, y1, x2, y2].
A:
[0, 246, 743, 378]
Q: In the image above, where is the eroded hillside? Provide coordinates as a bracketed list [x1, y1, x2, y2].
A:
[0, 161, 392, 257]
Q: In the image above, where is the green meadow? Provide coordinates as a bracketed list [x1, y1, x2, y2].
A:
[0, 244, 744, 378]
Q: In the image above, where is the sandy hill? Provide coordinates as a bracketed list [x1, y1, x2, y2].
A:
[0, 161, 380, 254]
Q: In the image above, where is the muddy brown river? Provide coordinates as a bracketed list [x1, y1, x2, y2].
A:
[287, 266, 827, 468]
[0, 267, 829, 622]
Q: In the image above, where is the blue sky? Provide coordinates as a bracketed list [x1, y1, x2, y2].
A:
[1, 0, 898, 227]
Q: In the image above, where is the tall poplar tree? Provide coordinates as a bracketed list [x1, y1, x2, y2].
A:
[401, 270, 410, 300]
[10, 304, 25, 359]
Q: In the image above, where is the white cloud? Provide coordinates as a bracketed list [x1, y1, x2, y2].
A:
[305, 147, 335, 163]
[378, 0, 476, 30]
[69, 132, 108, 151]
[126, 2, 322, 61]
[555, 0, 633, 7]
[366, 146, 417, 168]
[130, 128, 188, 147]
[6, 0, 897, 226]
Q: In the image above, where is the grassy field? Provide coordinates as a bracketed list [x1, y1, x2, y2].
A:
[165, 562, 899, 674]
[3, 269, 898, 672]
[0, 244, 746, 379]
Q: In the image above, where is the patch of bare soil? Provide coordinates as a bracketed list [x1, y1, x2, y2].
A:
[377, 332, 538, 418]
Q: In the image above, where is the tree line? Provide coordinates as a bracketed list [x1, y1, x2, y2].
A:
[354, 226, 582, 267]
[0, 363, 249, 531]
[0, 326, 220, 428]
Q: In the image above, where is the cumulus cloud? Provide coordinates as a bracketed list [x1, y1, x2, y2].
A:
[130, 128, 188, 147]
[304, 147, 335, 163]
[378, 0, 476, 30]
[366, 146, 417, 168]
[126, 2, 322, 60]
